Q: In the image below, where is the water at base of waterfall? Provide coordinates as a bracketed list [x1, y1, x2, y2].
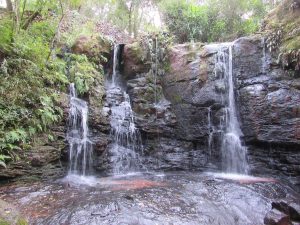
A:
[67, 83, 93, 176]
[214, 44, 248, 174]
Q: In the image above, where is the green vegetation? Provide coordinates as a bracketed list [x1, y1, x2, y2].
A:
[68, 54, 104, 95]
[159, 0, 274, 43]
[0, 0, 286, 169]
[284, 36, 300, 51]
[0, 218, 10, 225]
[0, 0, 107, 168]
[0, 17, 66, 167]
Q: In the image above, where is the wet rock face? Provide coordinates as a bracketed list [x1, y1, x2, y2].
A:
[120, 42, 224, 171]
[122, 35, 300, 188]
[162, 43, 222, 141]
[233, 37, 300, 146]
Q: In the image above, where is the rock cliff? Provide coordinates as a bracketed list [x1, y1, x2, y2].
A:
[121, 33, 300, 189]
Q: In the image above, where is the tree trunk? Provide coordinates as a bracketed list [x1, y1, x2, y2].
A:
[22, 10, 40, 30]
[5, 0, 13, 12]
[13, 0, 20, 34]
[46, 0, 65, 62]
[128, 3, 133, 37]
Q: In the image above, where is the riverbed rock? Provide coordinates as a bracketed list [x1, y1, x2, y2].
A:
[0, 199, 28, 225]
[264, 201, 300, 225]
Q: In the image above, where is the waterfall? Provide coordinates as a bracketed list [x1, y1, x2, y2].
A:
[261, 37, 269, 74]
[154, 37, 158, 106]
[112, 44, 119, 86]
[106, 45, 144, 174]
[67, 83, 93, 175]
[215, 44, 248, 174]
[207, 107, 213, 156]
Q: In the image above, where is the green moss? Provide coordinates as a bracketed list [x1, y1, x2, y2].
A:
[0, 217, 28, 225]
[0, 218, 10, 225]
[186, 51, 197, 62]
[17, 218, 28, 225]
[282, 36, 300, 51]
[128, 42, 145, 62]
[173, 94, 183, 104]
[163, 61, 171, 72]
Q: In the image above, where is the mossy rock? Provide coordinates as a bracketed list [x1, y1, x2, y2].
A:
[126, 42, 145, 63]
[262, 0, 300, 71]
[71, 35, 112, 63]
[123, 42, 151, 79]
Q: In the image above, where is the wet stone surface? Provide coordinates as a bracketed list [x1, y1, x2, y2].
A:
[0, 172, 299, 225]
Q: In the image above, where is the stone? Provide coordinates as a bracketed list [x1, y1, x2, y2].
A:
[71, 35, 112, 64]
[0, 199, 28, 225]
[272, 201, 300, 222]
[123, 42, 151, 79]
[120, 35, 300, 189]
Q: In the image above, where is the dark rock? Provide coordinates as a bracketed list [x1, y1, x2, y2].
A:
[121, 35, 300, 188]
[264, 200, 300, 225]
[234, 37, 300, 146]
[123, 195, 134, 201]
[264, 212, 292, 225]
[272, 202, 300, 222]
[30, 146, 61, 167]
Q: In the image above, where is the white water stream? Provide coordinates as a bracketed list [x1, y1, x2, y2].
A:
[215, 44, 248, 174]
[67, 83, 93, 175]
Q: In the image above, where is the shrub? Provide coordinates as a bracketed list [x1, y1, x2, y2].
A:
[159, 0, 268, 43]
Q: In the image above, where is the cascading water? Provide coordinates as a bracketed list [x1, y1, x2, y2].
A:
[261, 37, 270, 74]
[112, 44, 119, 86]
[207, 106, 213, 156]
[215, 44, 248, 174]
[67, 83, 93, 175]
[106, 45, 144, 174]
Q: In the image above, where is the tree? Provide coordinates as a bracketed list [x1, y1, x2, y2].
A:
[159, 0, 268, 43]
[5, 0, 13, 12]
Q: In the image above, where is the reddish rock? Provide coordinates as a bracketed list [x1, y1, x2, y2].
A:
[71, 35, 112, 63]
[123, 42, 151, 79]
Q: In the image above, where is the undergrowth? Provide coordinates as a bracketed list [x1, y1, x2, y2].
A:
[0, 12, 106, 168]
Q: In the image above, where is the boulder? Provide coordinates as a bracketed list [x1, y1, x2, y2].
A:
[123, 42, 151, 79]
[121, 35, 300, 188]
[72, 35, 112, 63]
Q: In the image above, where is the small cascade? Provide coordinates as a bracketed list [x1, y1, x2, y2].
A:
[112, 44, 119, 86]
[214, 44, 248, 174]
[106, 45, 144, 174]
[207, 107, 213, 156]
[67, 83, 93, 175]
[261, 37, 269, 74]
[154, 37, 158, 106]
